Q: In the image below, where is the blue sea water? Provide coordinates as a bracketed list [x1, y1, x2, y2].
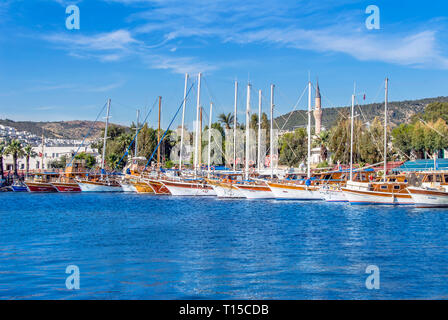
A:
[1, 193, 448, 300]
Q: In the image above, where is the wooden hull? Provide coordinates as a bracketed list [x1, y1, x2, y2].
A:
[267, 182, 322, 200]
[342, 187, 413, 205]
[209, 182, 245, 198]
[132, 181, 154, 194]
[161, 180, 216, 196]
[408, 187, 448, 207]
[146, 180, 171, 195]
[235, 184, 274, 199]
[25, 182, 58, 193]
[52, 182, 82, 193]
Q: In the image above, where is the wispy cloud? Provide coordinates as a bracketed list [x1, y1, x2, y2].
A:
[39, 0, 448, 71]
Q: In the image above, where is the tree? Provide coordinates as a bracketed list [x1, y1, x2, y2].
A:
[279, 128, 307, 167]
[359, 117, 386, 164]
[218, 113, 234, 129]
[5, 139, 25, 177]
[74, 152, 96, 169]
[23, 145, 37, 177]
[313, 130, 330, 162]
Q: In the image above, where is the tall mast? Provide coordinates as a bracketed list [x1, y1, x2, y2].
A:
[101, 98, 111, 177]
[135, 109, 140, 157]
[270, 84, 274, 178]
[257, 89, 262, 172]
[194, 73, 201, 173]
[157, 96, 162, 168]
[350, 87, 355, 181]
[199, 106, 203, 168]
[307, 81, 312, 179]
[179, 73, 188, 170]
[383, 78, 389, 181]
[41, 130, 45, 172]
[245, 83, 251, 180]
[233, 80, 238, 170]
[207, 102, 213, 178]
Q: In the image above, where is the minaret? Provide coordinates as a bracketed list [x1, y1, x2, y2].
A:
[313, 79, 322, 135]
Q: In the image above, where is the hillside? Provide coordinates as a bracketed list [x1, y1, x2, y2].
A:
[0, 119, 125, 139]
[274, 96, 448, 131]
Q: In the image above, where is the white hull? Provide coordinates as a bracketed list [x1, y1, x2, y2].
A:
[343, 189, 413, 205]
[161, 181, 216, 196]
[211, 185, 245, 198]
[319, 188, 347, 202]
[236, 186, 274, 199]
[120, 183, 137, 192]
[268, 185, 322, 200]
[78, 182, 123, 192]
[408, 187, 448, 207]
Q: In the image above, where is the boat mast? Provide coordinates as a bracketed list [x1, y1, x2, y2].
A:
[233, 80, 238, 170]
[349, 86, 355, 181]
[307, 81, 312, 179]
[135, 109, 140, 157]
[383, 78, 388, 182]
[270, 84, 274, 178]
[207, 102, 213, 178]
[257, 89, 262, 172]
[41, 130, 45, 172]
[101, 98, 111, 178]
[157, 96, 162, 168]
[194, 73, 201, 174]
[245, 83, 251, 180]
[179, 73, 188, 170]
[199, 106, 203, 168]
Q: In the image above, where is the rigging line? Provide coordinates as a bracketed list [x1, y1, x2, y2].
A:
[274, 85, 308, 125]
[279, 85, 308, 131]
[66, 101, 108, 168]
[142, 82, 196, 171]
[202, 76, 228, 116]
[113, 97, 159, 170]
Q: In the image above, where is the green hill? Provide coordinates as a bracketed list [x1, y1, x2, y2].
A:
[274, 96, 448, 131]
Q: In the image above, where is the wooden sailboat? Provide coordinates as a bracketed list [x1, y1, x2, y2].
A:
[266, 81, 322, 200]
[158, 73, 216, 196]
[407, 163, 448, 207]
[342, 79, 413, 205]
[77, 99, 123, 192]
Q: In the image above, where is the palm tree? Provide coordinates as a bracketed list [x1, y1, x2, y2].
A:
[24, 145, 37, 178]
[5, 139, 25, 177]
[0, 141, 6, 182]
[218, 113, 234, 130]
[313, 131, 330, 162]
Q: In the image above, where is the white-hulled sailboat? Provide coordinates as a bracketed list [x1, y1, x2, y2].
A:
[342, 78, 413, 205]
[267, 80, 322, 200]
[77, 99, 123, 192]
[158, 73, 216, 196]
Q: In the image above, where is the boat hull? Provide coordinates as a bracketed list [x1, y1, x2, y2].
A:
[161, 180, 216, 196]
[25, 182, 58, 193]
[77, 182, 123, 192]
[132, 181, 154, 194]
[267, 183, 322, 200]
[236, 184, 274, 199]
[408, 187, 448, 207]
[52, 182, 82, 193]
[210, 183, 245, 198]
[11, 185, 28, 192]
[319, 187, 347, 202]
[120, 183, 138, 193]
[342, 188, 413, 205]
[146, 180, 171, 195]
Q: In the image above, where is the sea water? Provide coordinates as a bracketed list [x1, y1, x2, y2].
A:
[1, 193, 447, 299]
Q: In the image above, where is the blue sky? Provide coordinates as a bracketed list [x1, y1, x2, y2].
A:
[0, 0, 447, 128]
